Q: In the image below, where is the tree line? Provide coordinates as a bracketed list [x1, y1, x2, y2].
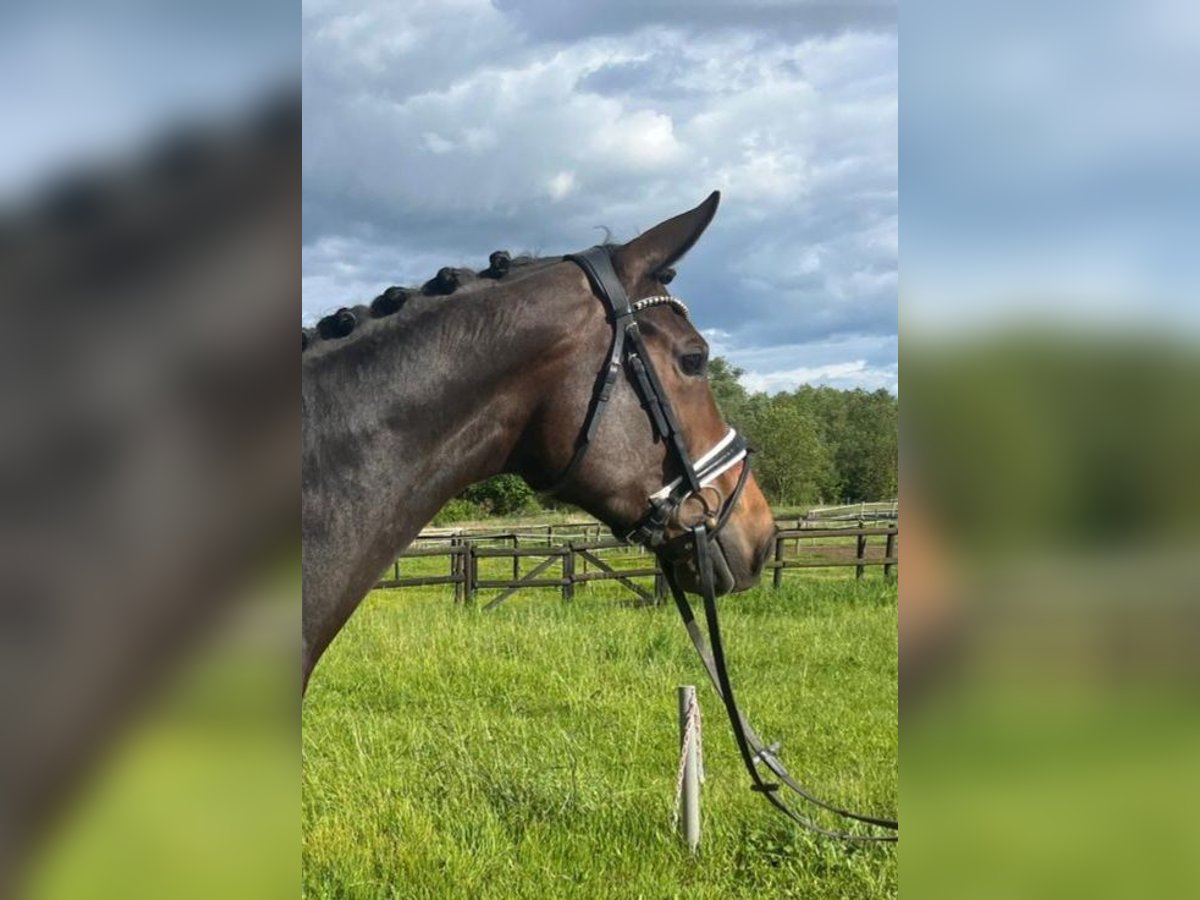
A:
[435, 358, 897, 522]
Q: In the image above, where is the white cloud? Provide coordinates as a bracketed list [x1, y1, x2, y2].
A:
[741, 360, 898, 394]
[707, 332, 898, 395]
[547, 171, 576, 200]
[588, 109, 685, 170]
[422, 132, 454, 154]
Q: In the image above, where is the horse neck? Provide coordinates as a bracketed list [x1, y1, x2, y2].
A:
[301, 264, 588, 603]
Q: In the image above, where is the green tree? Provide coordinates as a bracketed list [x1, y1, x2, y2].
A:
[707, 356, 750, 424]
[823, 389, 898, 502]
[740, 393, 837, 506]
[461, 474, 540, 516]
[786, 385, 898, 503]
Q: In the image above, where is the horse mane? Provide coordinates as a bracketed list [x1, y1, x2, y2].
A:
[2, 88, 298, 300]
[302, 244, 677, 355]
[301, 253, 559, 354]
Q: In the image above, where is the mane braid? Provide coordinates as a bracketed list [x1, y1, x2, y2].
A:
[303, 253, 564, 354]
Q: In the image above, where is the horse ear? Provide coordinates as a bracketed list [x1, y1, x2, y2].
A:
[613, 191, 720, 285]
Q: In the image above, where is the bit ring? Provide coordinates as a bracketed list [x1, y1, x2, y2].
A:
[675, 485, 725, 530]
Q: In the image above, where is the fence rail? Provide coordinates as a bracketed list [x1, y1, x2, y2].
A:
[376, 520, 897, 607]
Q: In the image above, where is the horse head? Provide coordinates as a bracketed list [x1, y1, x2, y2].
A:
[521, 192, 776, 595]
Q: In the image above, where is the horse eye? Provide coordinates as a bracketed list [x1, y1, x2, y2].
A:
[680, 352, 707, 377]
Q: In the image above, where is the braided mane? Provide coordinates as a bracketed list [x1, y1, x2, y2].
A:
[302, 247, 678, 354]
[3, 89, 299, 300]
[301, 253, 555, 353]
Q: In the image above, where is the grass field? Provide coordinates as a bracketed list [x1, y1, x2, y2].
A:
[302, 573, 897, 899]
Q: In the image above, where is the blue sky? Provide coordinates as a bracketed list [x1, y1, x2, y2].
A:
[302, 0, 898, 394]
[0, 2, 294, 198]
[902, 0, 1200, 337]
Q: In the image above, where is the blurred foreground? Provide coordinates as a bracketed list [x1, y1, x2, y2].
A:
[902, 2, 1199, 894]
[23, 574, 297, 900]
[0, 5, 298, 894]
[902, 334, 1200, 897]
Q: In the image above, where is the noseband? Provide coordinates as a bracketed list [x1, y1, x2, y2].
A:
[551, 247, 898, 843]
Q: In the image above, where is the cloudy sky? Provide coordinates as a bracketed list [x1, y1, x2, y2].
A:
[303, 0, 897, 394]
[0, 2, 294, 198]
[903, 1, 1200, 337]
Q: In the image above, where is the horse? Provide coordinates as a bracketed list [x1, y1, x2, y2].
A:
[302, 191, 776, 689]
[1, 92, 299, 887]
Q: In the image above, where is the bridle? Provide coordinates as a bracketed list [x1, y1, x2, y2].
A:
[550, 246, 899, 843]
[545, 249, 751, 547]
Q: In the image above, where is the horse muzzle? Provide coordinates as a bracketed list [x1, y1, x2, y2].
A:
[658, 529, 741, 596]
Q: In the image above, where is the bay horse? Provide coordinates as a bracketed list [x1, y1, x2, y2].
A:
[1, 93, 299, 888]
[302, 191, 776, 689]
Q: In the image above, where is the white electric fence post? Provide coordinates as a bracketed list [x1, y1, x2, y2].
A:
[677, 685, 701, 852]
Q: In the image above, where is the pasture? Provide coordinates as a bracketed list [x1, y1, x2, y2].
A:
[302, 569, 897, 898]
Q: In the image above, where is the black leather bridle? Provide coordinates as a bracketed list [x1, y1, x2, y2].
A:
[553, 246, 899, 843]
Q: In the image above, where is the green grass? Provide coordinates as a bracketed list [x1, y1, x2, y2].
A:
[27, 588, 299, 900]
[302, 577, 897, 899]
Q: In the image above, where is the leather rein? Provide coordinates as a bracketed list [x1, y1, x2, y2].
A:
[551, 246, 898, 843]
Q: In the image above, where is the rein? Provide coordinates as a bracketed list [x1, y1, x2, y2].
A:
[556, 246, 898, 843]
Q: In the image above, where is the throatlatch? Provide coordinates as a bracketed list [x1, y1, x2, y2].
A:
[556, 245, 898, 842]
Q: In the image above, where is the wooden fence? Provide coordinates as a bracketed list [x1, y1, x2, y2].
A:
[375, 521, 897, 608]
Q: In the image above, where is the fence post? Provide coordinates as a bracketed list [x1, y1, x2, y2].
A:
[562, 543, 575, 602]
[855, 521, 867, 580]
[677, 685, 701, 852]
[450, 538, 462, 603]
[394, 559, 400, 581]
[466, 540, 477, 604]
[772, 530, 784, 589]
[512, 534, 520, 581]
[884, 529, 896, 580]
